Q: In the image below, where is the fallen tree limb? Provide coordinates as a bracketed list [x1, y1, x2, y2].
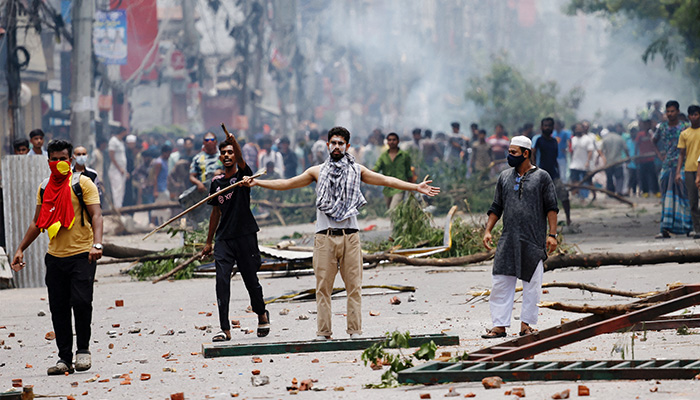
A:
[265, 284, 416, 304]
[103, 243, 159, 258]
[152, 254, 201, 284]
[538, 301, 660, 315]
[362, 249, 496, 266]
[580, 153, 655, 183]
[564, 183, 634, 206]
[98, 253, 194, 266]
[544, 248, 700, 271]
[542, 282, 658, 298]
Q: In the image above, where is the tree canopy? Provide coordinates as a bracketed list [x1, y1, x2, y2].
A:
[465, 57, 584, 132]
[567, 0, 700, 82]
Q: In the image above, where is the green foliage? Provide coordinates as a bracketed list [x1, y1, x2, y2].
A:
[361, 331, 437, 388]
[567, 0, 700, 82]
[365, 195, 502, 258]
[128, 222, 209, 281]
[465, 55, 584, 132]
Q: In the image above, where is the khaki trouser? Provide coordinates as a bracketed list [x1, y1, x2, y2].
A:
[313, 232, 363, 337]
[385, 192, 404, 210]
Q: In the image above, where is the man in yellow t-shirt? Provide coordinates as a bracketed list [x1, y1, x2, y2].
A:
[678, 104, 700, 238]
[11, 140, 103, 376]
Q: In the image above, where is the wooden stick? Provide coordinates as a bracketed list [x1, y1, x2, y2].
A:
[141, 169, 266, 240]
[361, 249, 496, 266]
[152, 254, 201, 284]
[579, 153, 655, 183]
[541, 282, 659, 299]
[564, 183, 634, 207]
[97, 252, 194, 265]
[537, 301, 661, 315]
[544, 248, 700, 271]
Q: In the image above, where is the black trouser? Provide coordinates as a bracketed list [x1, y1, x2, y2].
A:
[638, 161, 660, 194]
[45, 252, 96, 364]
[606, 165, 624, 194]
[214, 234, 266, 331]
[686, 171, 700, 233]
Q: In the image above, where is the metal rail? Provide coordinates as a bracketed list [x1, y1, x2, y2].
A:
[202, 333, 459, 358]
[398, 359, 700, 384]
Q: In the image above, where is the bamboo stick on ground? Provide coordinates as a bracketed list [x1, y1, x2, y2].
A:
[544, 248, 700, 271]
[564, 183, 634, 206]
[362, 249, 496, 266]
[97, 252, 195, 266]
[467, 282, 659, 298]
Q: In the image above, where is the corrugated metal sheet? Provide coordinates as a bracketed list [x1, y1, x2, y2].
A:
[2, 155, 50, 288]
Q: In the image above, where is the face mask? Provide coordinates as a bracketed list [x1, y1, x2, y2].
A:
[48, 160, 72, 179]
[507, 153, 526, 168]
[75, 155, 88, 166]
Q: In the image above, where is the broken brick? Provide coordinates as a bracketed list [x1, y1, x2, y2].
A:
[252, 357, 262, 363]
[252, 369, 260, 375]
[481, 376, 502, 389]
[299, 379, 313, 391]
[8, 332, 15, 338]
[464, 393, 476, 398]
[115, 300, 124, 307]
[311, 358, 319, 363]
[649, 387, 658, 393]
[98, 379, 110, 383]
[291, 378, 298, 385]
[369, 310, 380, 316]
[444, 386, 460, 397]
[25, 363, 32, 368]
[71, 382, 79, 387]
[390, 296, 401, 305]
[419, 394, 431, 399]
[512, 387, 525, 397]
[112, 324, 120, 328]
[11, 379, 22, 387]
[108, 343, 114, 349]
[170, 393, 185, 400]
[504, 390, 511, 396]
[45, 331, 55, 341]
[578, 385, 589, 396]
[551, 388, 570, 399]
[140, 373, 151, 381]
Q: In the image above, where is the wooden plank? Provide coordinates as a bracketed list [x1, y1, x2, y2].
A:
[202, 333, 459, 358]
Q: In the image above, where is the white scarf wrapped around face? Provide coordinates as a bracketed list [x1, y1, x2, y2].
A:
[316, 153, 366, 221]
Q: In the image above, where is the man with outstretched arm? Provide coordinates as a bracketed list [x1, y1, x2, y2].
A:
[201, 133, 270, 341]
[12, 139, 103, 375]
[482, 135, 558, 339]
[243, 126, 440, 340]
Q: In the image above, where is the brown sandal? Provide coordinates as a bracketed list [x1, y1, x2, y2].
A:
[481, 328, 506, 339]
[519, 324, 538, 336]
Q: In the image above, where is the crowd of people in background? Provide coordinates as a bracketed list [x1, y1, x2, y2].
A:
[8, 99, 700, 238]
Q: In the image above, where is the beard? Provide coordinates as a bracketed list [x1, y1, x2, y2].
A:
[330, 151, 344, 161]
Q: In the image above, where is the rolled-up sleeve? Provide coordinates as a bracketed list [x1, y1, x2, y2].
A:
[487, 175, 504, 218]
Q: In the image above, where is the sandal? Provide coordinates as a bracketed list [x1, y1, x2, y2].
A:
[481, 328, 506, 339]
[212, 331, 231, 342]
[519, 324, 538, 336]
[257, 310, 270, 338]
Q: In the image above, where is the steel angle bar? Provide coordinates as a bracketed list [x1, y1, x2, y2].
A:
[630, 314, 700, 331]
[398, 359, 700, 384]
[468, 285, 700, 362]
[202, 333, 459, 358]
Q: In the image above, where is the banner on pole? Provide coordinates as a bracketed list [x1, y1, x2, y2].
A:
[94, 10, 128, 65]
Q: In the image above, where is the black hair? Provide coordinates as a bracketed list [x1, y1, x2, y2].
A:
[412, 128, 421, 136]
[47, 139, 73, 157]
[13, 137, 29, 151]
[184, 137, 194, 143]
[523, 122, 534, 130]
[327, 126, 350, 143]
[309, 129, 319, 141]
[279, 136, 290, 144]
[161, 144, 173, 154]
[541, 117, 554, 126]
[29, 129, 45, 138]
[386, 132, 399, 141]
[478, 129, 487, 135]
[688, 105, 700, 115]
[519, 146, 531, 158]
[219, 140, 234, 151]
[470, 123, 478, 130]
[666, 100, 680, 111]
[424, 129, 433, 138]
[451, 122, 460, 129]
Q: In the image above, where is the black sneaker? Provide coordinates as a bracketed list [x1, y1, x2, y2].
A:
[655, 231, 671, 239]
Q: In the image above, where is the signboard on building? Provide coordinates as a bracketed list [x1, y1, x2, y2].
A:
[94, 10, 128, 65]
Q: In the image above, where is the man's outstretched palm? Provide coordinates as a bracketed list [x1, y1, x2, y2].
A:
[416, 180, 440, 197]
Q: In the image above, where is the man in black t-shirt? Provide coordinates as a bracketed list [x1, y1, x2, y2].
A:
[201, 134, 270, 341]
[533, 117, 571, 225]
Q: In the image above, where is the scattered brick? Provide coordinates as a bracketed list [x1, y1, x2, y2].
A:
[419, 394, 431, 399]
[481, 376, 502, 389]
[512, 387, 525, 397]
[551, 388, 570, 399]
[45, 331, 55, 341]
[578, 385, 589, 396]
[115, 300, 124, 307]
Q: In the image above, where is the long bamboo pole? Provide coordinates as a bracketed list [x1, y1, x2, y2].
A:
[141, 169, 266, 240]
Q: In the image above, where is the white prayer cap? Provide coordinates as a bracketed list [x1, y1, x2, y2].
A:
[176, 138, 185, 146]
[510, 135, 532, 149]
[126, 134, 137, 143]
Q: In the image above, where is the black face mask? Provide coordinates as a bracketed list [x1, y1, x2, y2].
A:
[507, 153, 526, 168]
